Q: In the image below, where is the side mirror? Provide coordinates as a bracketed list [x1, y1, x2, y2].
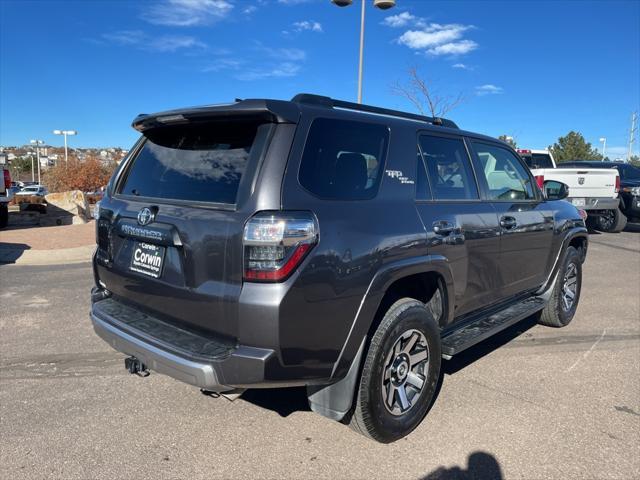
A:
[544, 180, 569, 200]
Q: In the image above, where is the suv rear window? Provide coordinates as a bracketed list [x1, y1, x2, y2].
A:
[119, 120, 262, 204]
[521, 153, 554, 169]
[298, 118, 388, 200]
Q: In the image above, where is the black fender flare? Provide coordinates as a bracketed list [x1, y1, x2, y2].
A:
[537, 226, 588, 299]
[337, 255, 454, 379]
[306, 255, 453, 421]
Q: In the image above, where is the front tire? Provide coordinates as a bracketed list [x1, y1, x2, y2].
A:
[595, 208, 627, 233]
[538, 246, 582, 328]
[349, 298, 441, 443]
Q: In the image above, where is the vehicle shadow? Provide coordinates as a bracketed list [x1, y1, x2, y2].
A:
[443, 315, 538, 375]
[420, 451, 503, 480]
[239, 386, 311, 417]
[238, 316, 539, 417]
[0, 242, 30, 264]
[624, 222, 640, 233]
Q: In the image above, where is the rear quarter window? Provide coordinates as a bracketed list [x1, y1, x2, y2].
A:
[119, 119, 263, 204]
[298, 118, 389, 200]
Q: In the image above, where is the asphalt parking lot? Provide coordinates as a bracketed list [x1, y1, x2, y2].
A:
[1, 229, 639, 480]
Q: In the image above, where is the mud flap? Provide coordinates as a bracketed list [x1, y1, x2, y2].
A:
[306, 338, 366, 421]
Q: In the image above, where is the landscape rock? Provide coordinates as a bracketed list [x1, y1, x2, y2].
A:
[44, 190, 91, 224]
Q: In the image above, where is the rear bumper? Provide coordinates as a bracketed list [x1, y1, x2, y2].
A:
[91, 298, 275, 392]
[569, 197, 619, 211]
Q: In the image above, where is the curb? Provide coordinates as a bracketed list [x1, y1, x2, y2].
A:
[0, 245, 95, 266]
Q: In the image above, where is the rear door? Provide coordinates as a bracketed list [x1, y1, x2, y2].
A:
[95, 117, 282, 341]
[414, 133, 502, 318]
[469, 140, 554, 297]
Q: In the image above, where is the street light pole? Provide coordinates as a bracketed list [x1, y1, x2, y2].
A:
[53, 130, 77, 165]
[332, 0, 396, 104]
[357, 0, 366, 104]
[30, 139, 44, 185]
[599, 137, 607, 161]
[30, 152, 35, 182]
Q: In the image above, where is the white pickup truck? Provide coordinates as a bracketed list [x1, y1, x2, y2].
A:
[517, 149, 623, 232]
[1, 167, 12, 228]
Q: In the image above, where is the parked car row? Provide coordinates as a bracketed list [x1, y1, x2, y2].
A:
[518, 148, 638, 232]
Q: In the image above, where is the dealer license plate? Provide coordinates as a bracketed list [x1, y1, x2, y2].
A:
[129, 241, 165, 279]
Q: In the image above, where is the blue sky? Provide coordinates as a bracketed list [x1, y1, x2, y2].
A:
[1, 0, 639, 159]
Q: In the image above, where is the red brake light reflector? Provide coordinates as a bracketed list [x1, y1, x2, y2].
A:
[243, 211, 318, 283]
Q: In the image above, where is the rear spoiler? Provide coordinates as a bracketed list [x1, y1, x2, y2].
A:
[132, 99, 300, 132]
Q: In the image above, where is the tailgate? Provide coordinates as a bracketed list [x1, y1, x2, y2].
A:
[547, 168, 617, 198]
[95, 117, 276, 341]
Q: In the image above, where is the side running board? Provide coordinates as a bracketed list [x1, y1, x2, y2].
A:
[441, 297, 546, 359]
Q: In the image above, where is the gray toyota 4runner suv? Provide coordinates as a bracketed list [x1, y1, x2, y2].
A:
[90, 94, 588, 443]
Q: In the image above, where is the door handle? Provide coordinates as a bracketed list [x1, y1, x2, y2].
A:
[433, 220, 455, 235]
[500, 216, 517, 229]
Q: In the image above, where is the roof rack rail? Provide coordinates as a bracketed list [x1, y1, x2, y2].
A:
[291, 93, 459, 129]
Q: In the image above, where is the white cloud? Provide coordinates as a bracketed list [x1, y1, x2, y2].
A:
[396, 23, 477, 57]
[382, 12, 416, 28]
[277, 0, 312, 4]
[202, 57, 243, 72]
[102, 30, 145, 46]
[201, 43, 306, 81]
[142, 0, 233, 27]
[398, 24, 472, 49]
[243, 5, 257, 14]
[102, 30, 206, 52]
[452, 63, 470, 70]
[260, 46, 306, 61]
[292, 21, 323, 33]
[235, 62, 301, 81]
[475, 84, 504, 96]
[427, 40, 478, 56]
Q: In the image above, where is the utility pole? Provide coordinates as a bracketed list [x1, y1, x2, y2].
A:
[30, 139, 44, 185]
[628, 111, 637, 162]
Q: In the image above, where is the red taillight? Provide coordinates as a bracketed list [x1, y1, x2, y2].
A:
[615, 175, 620, 193]
[3, 169, 10, 190]
[534, 175, 545, 189]
[243, 211, 318, 283]
[244, 244, 312, 281]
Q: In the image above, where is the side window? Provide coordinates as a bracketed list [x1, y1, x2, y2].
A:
[298, 118, 388, 200]
[419, 135, 479, 200]
[472, 142, 536, 201]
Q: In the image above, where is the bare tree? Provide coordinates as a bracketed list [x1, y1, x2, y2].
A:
[391, 66, 465, 118]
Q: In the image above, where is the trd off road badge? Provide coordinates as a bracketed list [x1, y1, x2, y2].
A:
[386, 170, 415, 185]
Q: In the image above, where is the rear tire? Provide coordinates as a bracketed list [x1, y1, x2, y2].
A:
[538, 246, 582, 328]
[595, 208, 627, 233]
[0, 204, 8, 229]
[349, 298, 441, 443]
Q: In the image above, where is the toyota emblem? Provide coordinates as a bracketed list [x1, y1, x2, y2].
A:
[137, 207, 154, 226]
